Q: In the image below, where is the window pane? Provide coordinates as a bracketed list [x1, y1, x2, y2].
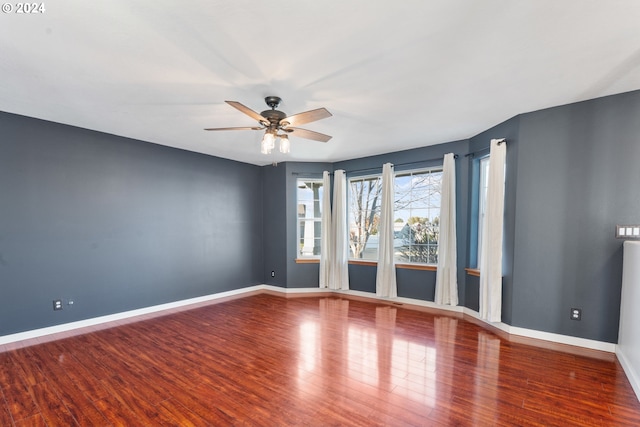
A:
[348, 176, 382, 260]
[299, 219, 323, 257]
[477, 157, 490, 265]
[393, 168, 442, 265]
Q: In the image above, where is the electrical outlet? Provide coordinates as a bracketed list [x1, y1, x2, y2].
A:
[570, 308, 582, 320]
[53, 299, 63, 311]
[271, 271, 275, 277]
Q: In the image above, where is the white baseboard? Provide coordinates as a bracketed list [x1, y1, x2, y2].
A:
[0, 285, 616, 355]
[616, 347, 640, 401]
[261, 285, 332, 295]
[269, 286, 617, 353]
[459, 306, 616, 353]
[506, 324, 616, 353]
[0, 285, 266, 346]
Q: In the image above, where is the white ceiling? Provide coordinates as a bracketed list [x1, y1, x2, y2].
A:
[2, 1, 640, 166]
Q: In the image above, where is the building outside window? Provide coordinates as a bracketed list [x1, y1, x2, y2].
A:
[297, 179, 324, 257]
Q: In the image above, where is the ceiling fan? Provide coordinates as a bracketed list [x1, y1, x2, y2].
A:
[205, 96, 332, 154]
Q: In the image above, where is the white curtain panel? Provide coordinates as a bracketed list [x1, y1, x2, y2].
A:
[319, 171, 332, 288]
[435, 153, 458, 306]
[479, 139, 507, 322]
[376, 163, 397, 298]
[330, 170, 350, 290]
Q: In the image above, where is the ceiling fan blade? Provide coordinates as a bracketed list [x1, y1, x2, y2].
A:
[225, 101, 268, 124]
[282, 108, 332, 127]
[204, 126, 263, 131]
[288, 127, 332, 143]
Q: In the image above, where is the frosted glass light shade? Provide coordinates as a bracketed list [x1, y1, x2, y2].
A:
[279, 135, 290, 153]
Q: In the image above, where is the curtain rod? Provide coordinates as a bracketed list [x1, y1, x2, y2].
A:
[465, 138, 505, 158]
[464, 148, 489, 158]
[290, 172, 324, 177]
[343, 154, 459, 175]
[292, 153, 460, 176]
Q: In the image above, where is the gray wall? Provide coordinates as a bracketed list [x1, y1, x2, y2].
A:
[465, 90, 640, 343]
[510, 91, 640, 343]
[0, 112, 264, 336]
[262, 164, 287, 288]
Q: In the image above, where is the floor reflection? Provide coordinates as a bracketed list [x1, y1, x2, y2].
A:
[298, 298, 457, 408]
[472, 331, 501, 419]
[298, 321, 318, 375]
[348, 319, 379, 386]
[297, 298, 350, 394]
[287, 296, 639, 425]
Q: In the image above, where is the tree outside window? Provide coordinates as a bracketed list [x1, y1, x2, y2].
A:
[348, 176, 381, 260]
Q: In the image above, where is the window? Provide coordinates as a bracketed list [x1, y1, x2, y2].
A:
[348, 168, 443, 265]
[297, 179, 324, 258]
[394, 168, 442, 264]
[477, 156, 490, 266]
[348, 175, 382, 260]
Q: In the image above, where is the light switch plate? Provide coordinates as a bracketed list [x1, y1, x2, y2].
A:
[616, 225, 640, 239]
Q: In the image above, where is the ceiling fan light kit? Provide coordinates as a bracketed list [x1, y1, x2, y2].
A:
[279, 134, 290, 154]
[205, 96, 332, 155]
[261, 130, 276, 154]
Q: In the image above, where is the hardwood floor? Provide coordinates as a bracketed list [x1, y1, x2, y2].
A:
[1, 293, 639, 426]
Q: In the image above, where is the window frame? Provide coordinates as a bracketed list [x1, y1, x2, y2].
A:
[296, 178, 324, 259]
[393, 166, 443, 266]
[347, 166, 443, 266]
[347, 173, 383, 262]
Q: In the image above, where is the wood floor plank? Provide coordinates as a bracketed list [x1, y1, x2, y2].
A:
[2, 383, 39, 423]
[98, 374, 170, 422]
[0, 393, 15, 426]
[93, 394, 143, 427]
[29, 381, 79, 427]
[168, 382, 240, 425]
[8, 350, 47, 388]
[12, 413, 47, 427]
[52, 357, 110, 402]
[0, 354, 28, 390]
[20, 346, 110, 426]
[155, 398, 210, 427]
[0, 293, 638, 426]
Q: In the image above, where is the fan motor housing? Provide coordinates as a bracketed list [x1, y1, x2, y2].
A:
[260, 109, 287, 123]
